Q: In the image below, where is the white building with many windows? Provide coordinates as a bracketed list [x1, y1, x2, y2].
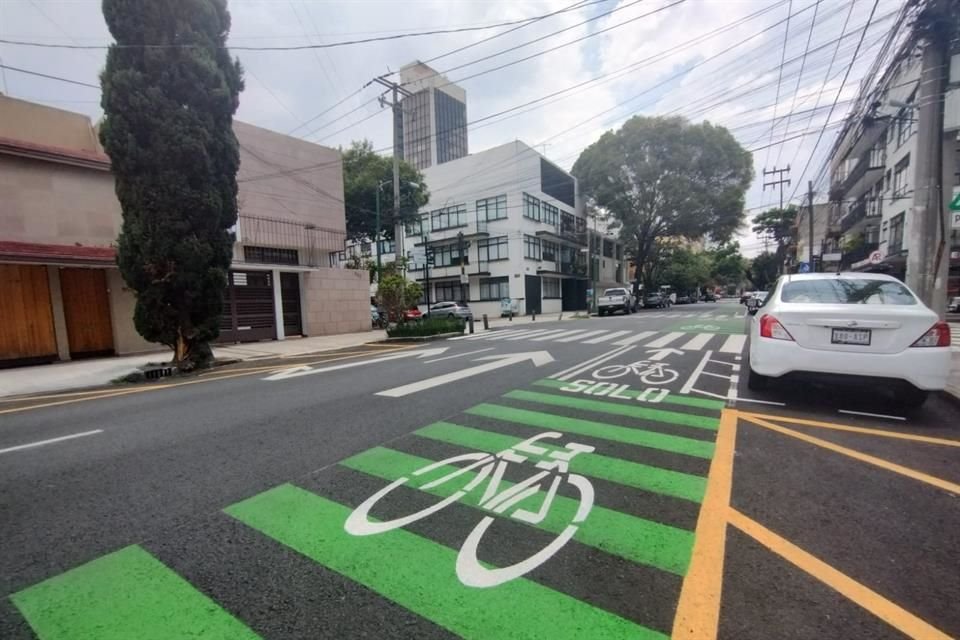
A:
[339, 140, 627, 318]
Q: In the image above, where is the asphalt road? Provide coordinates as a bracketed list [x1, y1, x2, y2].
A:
[1, 300, 958, 639]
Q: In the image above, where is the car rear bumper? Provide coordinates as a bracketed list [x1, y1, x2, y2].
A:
[599, 304, 628, 311]
[749, 338, 951, 390]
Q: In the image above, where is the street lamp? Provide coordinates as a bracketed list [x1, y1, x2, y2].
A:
[375, 179, 418, 275]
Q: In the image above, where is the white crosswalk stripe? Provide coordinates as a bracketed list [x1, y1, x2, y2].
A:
[505, 329, 567, 341]
[680, 333, 714, 350]
[480, 329, 540, 341]
[612, 331, 657, 346]
[531, 329, 588, 341]
[720, 334, 747, 353]
[644, 332, 686, 348]
[556, 329, 608, 343]
[453, 327, 749, 355]
[582, 330, 631, 344]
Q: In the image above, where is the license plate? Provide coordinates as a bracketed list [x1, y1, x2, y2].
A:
[831, 328, 871, 345]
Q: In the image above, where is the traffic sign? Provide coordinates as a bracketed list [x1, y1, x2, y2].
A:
[950, 188, 960, 212]
[798, 262, 811, 273]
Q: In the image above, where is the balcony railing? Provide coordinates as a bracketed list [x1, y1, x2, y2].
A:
[238, 213, 346, 268]
[840, 199, 867, 234]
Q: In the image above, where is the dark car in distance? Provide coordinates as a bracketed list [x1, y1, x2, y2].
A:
[643, 293, 666, 308]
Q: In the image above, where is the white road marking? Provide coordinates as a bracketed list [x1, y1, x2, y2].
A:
[682, 313, 697, 318]
[680, 333, 714, 350]
[645, 332, 685, 348]
[719, 335, 747, 353]
[554, 346, 636, 381]
[378, 352, 554, 397]
[733, 396, 787, 406]
[531, 329, 588, 341]
[0, 430, 103, 455]
[424, 348, 494, 363]
[612, 331, 657, 346]
[504, 329, 564, 341]
[480, 330, 540, 341]
[680, 350, 713, 395]
[583, 330, 631, 344]
[697, 313, 714, 318]
[555, 329, 607, 343]
[664, 313, 682, 318]
[715, 315, 728, 320]
[548, 346, 626, 379]
[264, 348, 446, 381]
[838, 409, 906, 421]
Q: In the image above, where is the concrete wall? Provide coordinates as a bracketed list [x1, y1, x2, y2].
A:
[106, 269, 160, 355]
[0, 95, 103, 153]
[301, 268, 371, 336]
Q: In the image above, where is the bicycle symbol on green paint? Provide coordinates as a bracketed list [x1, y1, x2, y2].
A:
[345, 432, 595, 588]
[592, 360, 679, 385]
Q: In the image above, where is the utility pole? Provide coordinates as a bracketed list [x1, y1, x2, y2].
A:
[808, 180, 816, 271]
[371, 74, 412, 274]
[762, 166, 792, 210]
[906, 0, 950, 315]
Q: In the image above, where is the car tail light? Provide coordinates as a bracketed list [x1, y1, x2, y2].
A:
[759, 314, 794, 341]
[911, 321, 951, 348]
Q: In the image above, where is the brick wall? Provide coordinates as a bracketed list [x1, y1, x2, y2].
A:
[302, 268, 371, 336]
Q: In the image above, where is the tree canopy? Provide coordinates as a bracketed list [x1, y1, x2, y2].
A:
[343, 140, 430, 242]
[572, 115, 753, 290]
[659, 245, 711, 294]
[748, 252, 781, 291]
[707, 242, 747, 287]
[100, 0, 244, 369]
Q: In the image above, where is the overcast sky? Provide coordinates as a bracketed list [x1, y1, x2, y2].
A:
[0, 0, 905, 255]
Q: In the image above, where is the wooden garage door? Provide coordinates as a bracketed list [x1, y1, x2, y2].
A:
[0, 264, 58, 365]
[60, 268, 114, 358]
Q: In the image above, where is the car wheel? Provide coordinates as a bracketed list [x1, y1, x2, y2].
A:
[448, 313, 455, 318]
[897, 387, 928, 408]
[747, 366, 771, 391]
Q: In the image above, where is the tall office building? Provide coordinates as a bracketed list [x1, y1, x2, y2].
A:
[398, 61, 468, 171]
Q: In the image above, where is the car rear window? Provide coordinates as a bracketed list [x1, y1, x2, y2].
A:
[780, 279, 916, 305]
[604, 289, 627, 296]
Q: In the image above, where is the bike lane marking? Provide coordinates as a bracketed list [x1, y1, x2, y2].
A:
[11, 545, 260, 640]
[338, 446, 695, 575]
[531, 378, 726, 411]
[225, 484, 668, 640]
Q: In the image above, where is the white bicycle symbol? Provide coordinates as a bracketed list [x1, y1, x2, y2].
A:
[592, 360, 679, 384]
[344, 432, 594, 588]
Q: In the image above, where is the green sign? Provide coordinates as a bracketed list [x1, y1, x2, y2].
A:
[950, 190, 960, 212]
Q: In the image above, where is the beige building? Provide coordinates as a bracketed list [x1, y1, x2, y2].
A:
[0, 95, 367, 367]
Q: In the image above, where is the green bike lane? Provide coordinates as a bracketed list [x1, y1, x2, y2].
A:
[10, 378, 725, 639]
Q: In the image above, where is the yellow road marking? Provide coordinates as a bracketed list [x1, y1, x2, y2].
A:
[0, 346, 415, 416]
[742, 414, 960, 496]
[672, 407, 738, 640]
[740, 411, 960, 448]
[728, 508, 953, 640]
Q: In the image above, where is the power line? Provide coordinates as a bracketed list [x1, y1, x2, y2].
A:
[0, 64, 99, 89]
[762, 0, 795, 171]
[773, 0, 821, 168]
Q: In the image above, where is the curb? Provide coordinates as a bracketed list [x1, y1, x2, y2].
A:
[384, 332, 464, 343]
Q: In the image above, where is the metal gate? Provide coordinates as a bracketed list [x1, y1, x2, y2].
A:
[524, 275, 542, 315]
[561, 278, 587, 312]
[280, 273, 302, 337]
[219, 270, 276, 343]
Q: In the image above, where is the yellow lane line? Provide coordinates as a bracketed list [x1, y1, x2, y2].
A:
[728, 508, 953, 640]
[671, 407, 738, 640]
[742, 415, 960, 496]
[0, 346, 416, 416]
[740, 411, 960, 448]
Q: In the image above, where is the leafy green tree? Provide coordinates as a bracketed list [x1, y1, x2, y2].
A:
[376, 274, 423, 324]
[751, 206, 797, 273]
[343, 140, 430, 242]
[659, 246, 711, 294]
[100, 0, 243, 369]
[573, 116, 753, 292]
[707, 242, 747, 287]
[749, 252, 781, 291]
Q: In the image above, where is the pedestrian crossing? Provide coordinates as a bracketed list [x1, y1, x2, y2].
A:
[951, 323, 960, 350]
[451, 327, 748, 354]
[640, 311, 745, 320]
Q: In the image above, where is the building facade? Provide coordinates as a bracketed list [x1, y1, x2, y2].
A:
[0, 96, 368, 367]
[398, 61, 468, 171]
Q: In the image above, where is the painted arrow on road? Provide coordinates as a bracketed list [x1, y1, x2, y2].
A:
[646, 348, 684, 361]
[263, 348, 448, 381]
[376, 351, 554, 398]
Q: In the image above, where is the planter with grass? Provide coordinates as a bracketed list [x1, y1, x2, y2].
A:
[386, 317, 466, 340]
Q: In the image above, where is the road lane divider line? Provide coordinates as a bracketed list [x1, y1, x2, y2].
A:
[467, 403, 715, 459]
[612, 331, 658, 346]
[423, 348, 494, 363]
[740, 411, 960, 447]
[503, 390, 720, 431]
[727, 507, 953, 640]
[416, 421, 707, 503]
[645, 332, 686, 348]
[339, 447, 695, 574]
[0, 430, 103, 455]
[741, 415, 960, 496]
[551, 346, 635, 381]
[11, 545, 260, 640]
[671, 408, 737, 640]
[583, 330, 631, 344]
[225, 484, 669, 640]
[531, 379, 726, 411]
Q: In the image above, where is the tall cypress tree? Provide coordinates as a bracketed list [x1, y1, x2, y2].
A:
[100, 0, 244, 369]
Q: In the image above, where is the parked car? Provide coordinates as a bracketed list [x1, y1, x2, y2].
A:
[740, 291, 757, 304]
[676, 294, 692, 304]
[949, 296, 960, 313]
[643, 292, 666, 308]
[403, 306, 423, 322]
[597, 287, 634, 316]
[703, 292, 718, 302]
[745, 291, 769, 314]
[429, 301, 473, 320]
[747, 273, 951, 407]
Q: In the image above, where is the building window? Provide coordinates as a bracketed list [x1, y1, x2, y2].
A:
[893, 155, 910, 199]
[542, 277, 561, 299]
[575, 216, 587, 235]
[561, 212, 575, 236]
[542, 240, 559, 262]
[431, 204, 467, 231]
[402, 89, 433, 170]
[478, 236, 508, 261]
[435, 282, 468, 303]
[523, 193, 541, 222]
[480, 276, 509, 301]
[406, 215, 425, 237]
[603, 239, 614, 258]
[434, 88, 468, 165]
[243, 245, 299, 265]
[378, 239, 396, 255]
[616, 244, 623, 260]
[477, 194, 507, 221]
[896, 104, 915, 148]
[542, 202, 559, 226]
[432, 243, 468, 267]
[889, 212, 905, 254]
[524, 234, 541, 260]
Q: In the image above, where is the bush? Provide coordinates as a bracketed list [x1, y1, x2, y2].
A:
[386, 316, 465, 338]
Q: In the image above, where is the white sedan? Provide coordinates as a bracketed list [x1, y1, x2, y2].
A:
[747, 273, 951, 407]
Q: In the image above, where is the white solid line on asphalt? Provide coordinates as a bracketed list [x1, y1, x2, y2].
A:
[680, 333, 714, 350]
[715, 315, 728, 320]
[424, 348, 494, 363]
[548, 346, 624, 379]
[720, 335, 747, 353]
[612, 331, 657, 346]
[645, 332, 685, 348]
[838, 409, 906, 421]
[583, 330, 631, 344]
[733, 396, 787, 406]
[532, 329, 588, 342]
[555, 329, 607, 343]
[557, 346, 636, 381]
[680, 350, 713, 395]
[504, 329, 562, 341]
[378, 351, 554, 397]
[682, 313, 696, 318]
[0, 430, 103, 455]
[481, 330, 539, 341]
[665, 313, 681, 318]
